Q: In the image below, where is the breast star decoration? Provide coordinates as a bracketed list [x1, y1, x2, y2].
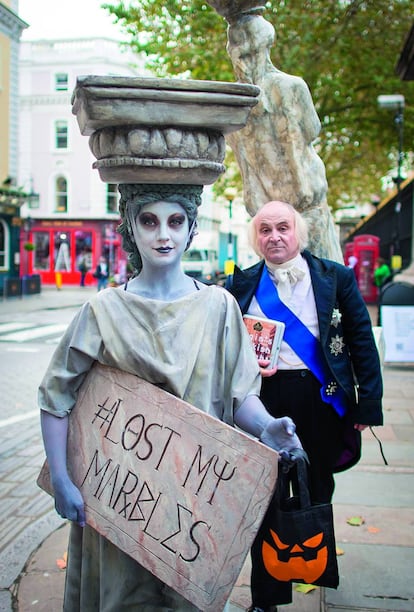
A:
[331, 308, 342, 328]
[325, 381, 338, 396]
[329, 334, 345, 356]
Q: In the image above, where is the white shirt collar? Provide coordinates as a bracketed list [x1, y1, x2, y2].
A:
[265, 252, 305, 275]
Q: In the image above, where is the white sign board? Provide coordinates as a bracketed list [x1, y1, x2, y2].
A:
[381, 305, 414, 363]
[38, 363, 278, 611]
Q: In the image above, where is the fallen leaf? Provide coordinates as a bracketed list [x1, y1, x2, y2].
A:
[56, 551, 68, 570]
[346, 515, 365, 526]
[367, 526, 380, 533]
[295, 583, 318, 594]
[336, 546, 345, 556]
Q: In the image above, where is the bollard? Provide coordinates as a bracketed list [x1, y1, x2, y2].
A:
[55, 272, 62, 290]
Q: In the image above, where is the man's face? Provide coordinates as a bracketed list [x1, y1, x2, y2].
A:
[255, 202, 300, 264]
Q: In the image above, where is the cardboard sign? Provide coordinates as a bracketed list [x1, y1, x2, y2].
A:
[38, 363, 278, 611]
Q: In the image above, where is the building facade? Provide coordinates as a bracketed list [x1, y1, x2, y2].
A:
[17, 36, 259, 288]
[0, 0, 28, 292]
[18, 37, 147, 286]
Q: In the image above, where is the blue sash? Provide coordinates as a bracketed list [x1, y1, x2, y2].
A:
[256, 266, 347, 417]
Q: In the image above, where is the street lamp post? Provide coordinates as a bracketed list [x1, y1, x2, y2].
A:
[224, 187, 237, 274]
[377, 94, 405, 269]
[108, 223, 116, 278]
[21, 181, 40, 278]
[22, 216, 34, 277]
[227, 197, 233, 260]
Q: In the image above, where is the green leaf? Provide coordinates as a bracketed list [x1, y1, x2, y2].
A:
[295, 583, 318, 594]
[347, 515, 365, 526]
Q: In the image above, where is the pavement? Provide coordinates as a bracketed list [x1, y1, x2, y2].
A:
[0, 285, 413, 612]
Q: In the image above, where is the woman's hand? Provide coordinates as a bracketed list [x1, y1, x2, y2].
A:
[40, 413, 86, 526]
[234, 398, 302, 465]
[260, 416, 302, 453]
[52, 474, 86, 527]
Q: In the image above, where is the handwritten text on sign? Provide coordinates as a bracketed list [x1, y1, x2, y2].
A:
[38, 363, 278, 611]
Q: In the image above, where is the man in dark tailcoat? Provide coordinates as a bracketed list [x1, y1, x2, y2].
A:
[226, 200, 383, 610]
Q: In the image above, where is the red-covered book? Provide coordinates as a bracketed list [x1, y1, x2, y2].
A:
[243, 315, 285, 368]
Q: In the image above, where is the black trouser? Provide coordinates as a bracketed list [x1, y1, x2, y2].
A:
[251, 369, 344, 606]
[261, 369, 344, 503]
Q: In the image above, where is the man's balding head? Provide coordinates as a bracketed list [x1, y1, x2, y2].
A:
[249, 201, 309, 264]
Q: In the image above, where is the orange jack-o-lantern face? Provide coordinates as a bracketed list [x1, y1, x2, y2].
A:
[262, 529, 328, 583]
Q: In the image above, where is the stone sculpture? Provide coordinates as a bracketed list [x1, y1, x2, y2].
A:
[208, 1, 343, 261]
[68, 72, 265, 609]
[72, 75, 259, 186]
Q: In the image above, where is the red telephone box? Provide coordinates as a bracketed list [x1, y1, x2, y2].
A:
[352, 235, 380, 303]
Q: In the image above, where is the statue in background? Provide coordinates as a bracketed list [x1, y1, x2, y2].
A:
[208, 2, 343, 261]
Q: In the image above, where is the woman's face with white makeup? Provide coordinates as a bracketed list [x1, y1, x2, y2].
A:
[130, 201, 190, 269]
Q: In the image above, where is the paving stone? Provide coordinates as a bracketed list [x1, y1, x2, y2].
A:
[325, 543, 414, 611]
[333, 505, 414, 546]
[17, 493, 53, 518]
[0, 589, 12, 612]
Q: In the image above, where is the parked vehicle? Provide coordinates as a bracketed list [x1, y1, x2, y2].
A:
[182, 248, 219, 284]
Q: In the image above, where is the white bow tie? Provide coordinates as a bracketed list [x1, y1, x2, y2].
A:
[273, 267, 305, 285]
[272, 266, 305, 300]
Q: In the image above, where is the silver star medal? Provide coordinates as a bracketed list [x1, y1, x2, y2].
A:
[325, 381, 338, 396]
[329, 334, 345, 356]
[331, 308, 342, 328]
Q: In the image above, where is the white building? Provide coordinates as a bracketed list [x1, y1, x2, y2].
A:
[18, 37, 148, 285]
[18, 37, 255, 285]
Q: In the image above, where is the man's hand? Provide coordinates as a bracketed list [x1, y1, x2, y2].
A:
[258, 359, 278, 378]
[354, 423, 368, 431]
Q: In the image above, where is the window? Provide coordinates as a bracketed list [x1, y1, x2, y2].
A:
[106, 184, 119, 213]
[55, 120, 68, 149]
[55, 176, 68, 212]
[33, 232, 50, 271]
[0, 219, 9, 270]
[55, 73, 68, 91]
[75, 230, 92, 271]
[54, 232, 71, 271]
